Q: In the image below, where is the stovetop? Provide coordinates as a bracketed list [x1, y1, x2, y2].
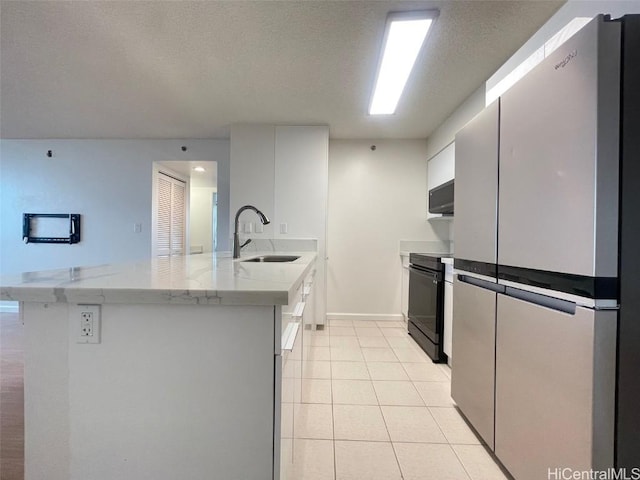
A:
[409, 253, 452, 271]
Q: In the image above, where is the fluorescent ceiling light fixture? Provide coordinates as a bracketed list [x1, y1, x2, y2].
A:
[193, 166, 206, 172]
[369, 11, 437, 115]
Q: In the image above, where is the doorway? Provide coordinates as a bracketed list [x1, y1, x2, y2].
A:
[152, 161, 218, 256]
[154, 170, 187, 256]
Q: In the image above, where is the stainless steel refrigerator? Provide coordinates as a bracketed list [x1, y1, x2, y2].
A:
[451, 99, 500, 451]
[452, 14, 640, 479]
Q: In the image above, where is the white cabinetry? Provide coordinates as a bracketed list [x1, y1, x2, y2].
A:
[274, 127, 327, 242]
[279, 280, 303, 480]
[426, 142, 455, 220]
[400, 255, 410, 321]
[279, 313, 295, 480]
[279, 266, 316, 480]
[302, 268, 317, 352]
[274, 126, 327, 327]
[230, 125, 277, 237]
[230, 125, 328, 326]
[443, 262, 453, 363]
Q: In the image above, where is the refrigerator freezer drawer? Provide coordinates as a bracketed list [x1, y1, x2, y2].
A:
[451, 276, 497, 449]
[495, 294, 616, 480]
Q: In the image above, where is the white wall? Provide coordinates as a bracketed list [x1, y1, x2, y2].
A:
[327, 139, 449, 318]
[425, 86, 485, 161]
[0, 139, 230, 274]
[189, 186, 216, 253]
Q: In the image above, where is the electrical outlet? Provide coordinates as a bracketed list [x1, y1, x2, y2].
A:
[77, 305, 101, 344]
[81, 311, 94, 336]
[280, 223, 288, 234]
[255, 222, 264, 234]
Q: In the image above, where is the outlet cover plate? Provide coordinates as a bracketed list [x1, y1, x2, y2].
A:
[73, 304, 101, 344]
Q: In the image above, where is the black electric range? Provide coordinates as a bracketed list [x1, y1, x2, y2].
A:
[407, 253, 451, 363]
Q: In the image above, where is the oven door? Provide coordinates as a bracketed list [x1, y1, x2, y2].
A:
[408, 265, 444, 361]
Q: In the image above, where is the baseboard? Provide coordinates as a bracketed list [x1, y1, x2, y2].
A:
[0, 301, 19, 313]
[326, 313, 405, 322]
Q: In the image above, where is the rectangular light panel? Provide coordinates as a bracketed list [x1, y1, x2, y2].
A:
[369, 11, 437, 115]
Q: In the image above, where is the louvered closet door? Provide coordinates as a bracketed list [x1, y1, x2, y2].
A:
[156, 172, 186, 256]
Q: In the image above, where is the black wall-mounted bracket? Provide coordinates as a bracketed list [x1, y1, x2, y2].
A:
[22, 213, 81, 244]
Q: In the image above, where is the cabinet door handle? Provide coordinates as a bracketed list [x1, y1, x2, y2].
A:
[281, 322, 300, 352]
[292, 301, 306, 319]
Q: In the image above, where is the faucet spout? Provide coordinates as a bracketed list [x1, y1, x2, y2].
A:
[233, 205, 271, 259]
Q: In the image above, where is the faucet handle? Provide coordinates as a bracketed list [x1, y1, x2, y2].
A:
[240, 238, 252, 249]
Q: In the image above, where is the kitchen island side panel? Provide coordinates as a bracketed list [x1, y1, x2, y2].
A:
[24, 302, 277, 480]
[23, 302, 70, 480]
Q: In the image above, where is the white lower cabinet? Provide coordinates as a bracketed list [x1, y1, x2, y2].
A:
[443, 275, 453, 362]
[278, 346, 294, 480]
[401, 255, 410, 320]
[279, 283, 301, 480]
[278, 268, 318, 480]
[302, 268, 316, 362]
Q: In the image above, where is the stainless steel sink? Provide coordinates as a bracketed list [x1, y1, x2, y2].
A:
[241, 255, 300, 263]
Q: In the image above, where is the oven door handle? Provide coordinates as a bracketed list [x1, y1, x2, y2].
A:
[409, 266, 441, 283]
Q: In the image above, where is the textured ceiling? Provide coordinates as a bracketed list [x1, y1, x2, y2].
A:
[0, 0, 564, 139]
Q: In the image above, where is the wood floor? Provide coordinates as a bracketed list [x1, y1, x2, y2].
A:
[0, 311, 24, 480]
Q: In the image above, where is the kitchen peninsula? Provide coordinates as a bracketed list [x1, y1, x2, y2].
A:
[0, 252, 317, 480]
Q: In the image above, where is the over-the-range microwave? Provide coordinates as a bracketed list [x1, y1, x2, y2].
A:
[428, 179, 454, 215]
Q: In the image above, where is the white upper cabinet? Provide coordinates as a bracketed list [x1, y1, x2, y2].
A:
[230, 124, 328, 239]
[274, 126, 329, 240]
[426, 142, 455, 219]
[230, 125, 277, 237]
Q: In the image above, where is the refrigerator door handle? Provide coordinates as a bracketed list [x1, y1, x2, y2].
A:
[458, 274, 505, 293]
[503, 286, 576, 315]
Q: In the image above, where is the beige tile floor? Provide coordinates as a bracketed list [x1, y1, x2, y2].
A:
[291, 319, 511, 480]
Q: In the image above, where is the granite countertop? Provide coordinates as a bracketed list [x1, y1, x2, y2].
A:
[0, 252, 317, 306]
[398, 240, 452, 258]
[399, 251, 454, 259]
